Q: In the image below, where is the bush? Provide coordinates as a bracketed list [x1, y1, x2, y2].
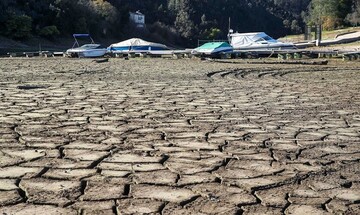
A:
[39, 25, 60, 38]
[6, 15, 32, 39]
[322, 16, 340, 30]
[201, 28, 222, 40]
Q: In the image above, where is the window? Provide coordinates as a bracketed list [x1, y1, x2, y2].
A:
[263, 36, 274, 41]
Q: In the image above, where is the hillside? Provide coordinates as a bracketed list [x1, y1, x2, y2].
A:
[0, 0, 359, 47]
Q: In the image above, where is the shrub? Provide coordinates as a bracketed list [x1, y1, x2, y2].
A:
[39, 25, 60, 38]
[322, 16, 340, 30]
[202, 28, 222, 40]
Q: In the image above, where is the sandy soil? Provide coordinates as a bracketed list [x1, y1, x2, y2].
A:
[0, 58, 359, 214]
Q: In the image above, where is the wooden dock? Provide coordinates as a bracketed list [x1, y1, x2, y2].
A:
[232, 49, 360, 61]
[6, 51, 65, 58]
[2, 49, 359, 61]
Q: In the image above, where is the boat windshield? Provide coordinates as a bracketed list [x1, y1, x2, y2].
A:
[254, 36, 276, 43]
[263, 36, 275, 41]
[80, 44, 101, 49]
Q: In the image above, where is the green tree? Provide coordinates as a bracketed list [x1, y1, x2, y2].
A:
[174, 0, 196, 39]
[306, 0, 340, 29]
[0, 0, 18, 35]
[202, 28, 221, 40]
[39, 25, 60, 38]
[90, 0, 120, 36]
[346, 0, 360, 26]
[291, 20, 302, 33]
[338, 0, 353, 20]
[0, 0, 10, 23]
[53, 0, 91, 34]
[6, 15, 33, 39]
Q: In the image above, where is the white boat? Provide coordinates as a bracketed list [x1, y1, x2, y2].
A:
[192, 42, 233, 56]
[108, 38, 169, 53]
[67, 44, 107, 58]
[228, 31, 295, 50]
[66, 34, 107, 58]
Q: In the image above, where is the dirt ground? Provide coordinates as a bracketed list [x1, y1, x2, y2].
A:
[0, 57, 359, 214]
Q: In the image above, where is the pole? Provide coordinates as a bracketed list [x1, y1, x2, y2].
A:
[228, 17, 231, 31]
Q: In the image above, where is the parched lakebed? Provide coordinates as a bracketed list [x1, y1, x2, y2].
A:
[0, 58, 360, 214]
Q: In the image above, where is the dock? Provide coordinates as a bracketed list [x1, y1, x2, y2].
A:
[231, 49, 360, 61]
[2, 49, 359, 61]
[6, 51, 66, 58]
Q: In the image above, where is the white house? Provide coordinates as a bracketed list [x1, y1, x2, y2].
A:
[129, 11, 145, 28]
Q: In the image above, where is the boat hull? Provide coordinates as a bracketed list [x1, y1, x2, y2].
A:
[66, 49, 107, 58]
[79, 49, 107, 58]
[232, 44, 296, 51]
[108, 45, 168, 53]
[192, 47, 233, 56]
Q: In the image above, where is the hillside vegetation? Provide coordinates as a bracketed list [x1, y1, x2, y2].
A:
[0, 0, 359, 46]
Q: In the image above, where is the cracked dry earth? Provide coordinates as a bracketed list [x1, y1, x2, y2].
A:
[0, 58, 359, 215]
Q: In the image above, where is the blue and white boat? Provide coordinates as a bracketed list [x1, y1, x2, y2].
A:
[107, 38, 169, 53]
[191, 42, 233, 56]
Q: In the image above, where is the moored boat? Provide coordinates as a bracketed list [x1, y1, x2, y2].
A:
[191, 42, 233, 57]
[66, 34, 107, 58]
[228, 31, 295, 50]
[107, 38, 169, 53]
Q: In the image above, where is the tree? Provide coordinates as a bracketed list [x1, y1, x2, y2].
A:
[0, 0, 10, 22]
[90, 0, 120, 36]
[200, 14, 207, 26]
[6, 15, 33, 39]
[346, 0, 360, 26]
[0, 0, 18, 35]
[1, 0, 357, 45]
[39, 25, 60, 38]
[305, 0, 340, 30]
[202, 28, 222, 40]
[338, 0, 353, 20]
[291, 20, 302, 33]
[174, 0, 197, 39]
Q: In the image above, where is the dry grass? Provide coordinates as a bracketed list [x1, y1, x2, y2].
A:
[280, 26, 360, 42]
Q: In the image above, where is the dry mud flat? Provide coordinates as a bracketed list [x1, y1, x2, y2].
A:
[0, 58, 359, 214]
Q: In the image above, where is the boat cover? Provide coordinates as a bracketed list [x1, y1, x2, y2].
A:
[193, 42, 233, 55]
[108, 38, 168, 52]
[229, 32, 293, 50]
